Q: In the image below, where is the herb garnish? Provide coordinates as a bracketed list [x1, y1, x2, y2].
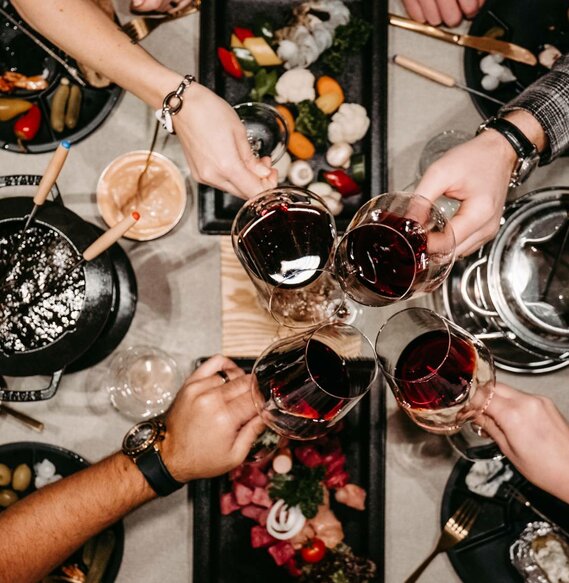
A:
[322, 16, 373, 74]
[269, 465, 325, 519]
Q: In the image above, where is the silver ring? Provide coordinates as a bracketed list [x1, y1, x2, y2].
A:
[215, 369, 230, 384]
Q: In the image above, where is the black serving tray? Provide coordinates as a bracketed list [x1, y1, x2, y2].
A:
[191, 357, 386, 583]
[442, 458, 569, 582]
[198, 0, 389, 235]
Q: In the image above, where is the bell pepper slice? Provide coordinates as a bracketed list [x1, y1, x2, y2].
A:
[14, 103, 41, 141]
[217, 47, 243, 79]
[233, 27, 255, 43]
[321, 169, 361, 198]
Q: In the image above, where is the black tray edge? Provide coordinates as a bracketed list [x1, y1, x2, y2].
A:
[197, 0, 389, 235]
[190, 356, 386, 583]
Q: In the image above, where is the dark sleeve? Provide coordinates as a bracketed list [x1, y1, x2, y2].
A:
[499, 53, 569, 164]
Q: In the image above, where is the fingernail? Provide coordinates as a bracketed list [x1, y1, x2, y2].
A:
[131, 0, 144, 6]
[254, 163, 271, 178]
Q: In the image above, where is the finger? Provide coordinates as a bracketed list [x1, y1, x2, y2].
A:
[455, 229, 487, 257]
[190, 355, 240, 381]
[437, 0, 463, 26]
[231, 416, 267, 463]
[474, 413, 509, 455]
[221, 374, 253, 401]
[183, 367, 245, 396]
[130, 0, 163, 10]
[458, 0, 481, 18]
[418, 0, 442, 25]
[167, 0, 195, 13]
[235, 131, 273, 180]
[415, 167, 449, 205]
[228, 389, 259, 426]
[447, 206, 485, 250]
[402, 0, 426, 22]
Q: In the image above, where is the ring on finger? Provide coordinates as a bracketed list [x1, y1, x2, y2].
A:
[215, 369, 230, 384]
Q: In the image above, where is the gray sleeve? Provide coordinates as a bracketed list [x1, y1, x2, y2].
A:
[499, 53, 569, 164]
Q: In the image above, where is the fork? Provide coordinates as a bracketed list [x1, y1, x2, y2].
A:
[120, 1, 200, 43]
[404, 499, 480, 583]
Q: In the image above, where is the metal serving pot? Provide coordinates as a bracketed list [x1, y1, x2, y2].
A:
[437, 187, 569, 374]
[0, 180, 114, 401]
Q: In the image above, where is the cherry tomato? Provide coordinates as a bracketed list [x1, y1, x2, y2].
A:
[300, 537, 326, 564]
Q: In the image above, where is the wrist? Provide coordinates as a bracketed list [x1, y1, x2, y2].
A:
[111, 452, 157, 503]
[502, 110, 548, 154]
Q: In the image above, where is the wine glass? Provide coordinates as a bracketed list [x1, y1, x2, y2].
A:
[105, 345, 181, 420]
[234, 102, 288, 164]
[251, 322, 378, 440]
[334, 192, 455, 307]
[375, 307, 500, 460]
[231, 186, 337, 310]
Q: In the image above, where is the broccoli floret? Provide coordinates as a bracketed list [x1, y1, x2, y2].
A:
[322, 16, 373, 74]
[295, 100, 329, 147]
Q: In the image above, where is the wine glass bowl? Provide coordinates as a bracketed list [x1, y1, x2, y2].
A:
[375, 308, 495, 435]
[234, 102, 288, 164]
[251, 323, 378, 441]
[334, 192, 455, 307]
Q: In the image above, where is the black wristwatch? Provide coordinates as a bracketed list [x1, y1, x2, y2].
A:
[477, 116, 540, 188]
[122, 416, 184, 497]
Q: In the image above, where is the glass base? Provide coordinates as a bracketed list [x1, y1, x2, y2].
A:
[446, 422, 504, 462]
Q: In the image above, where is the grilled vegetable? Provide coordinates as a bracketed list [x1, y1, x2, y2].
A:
[217, 47, 243, 78]
[321, 169, 361, 197]
[243, 37, 282, 67]
[64, 84, 82, 130]
[85, 530, 115, 583]
[288, 131, 315, 160]
[233, 27, 255, 42]
[14, 103, 41, 141]
[50, 78, 70, 133]
[0, 98, 33, 121]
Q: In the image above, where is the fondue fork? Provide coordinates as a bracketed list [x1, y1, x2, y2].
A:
[0, 212, 140, 309]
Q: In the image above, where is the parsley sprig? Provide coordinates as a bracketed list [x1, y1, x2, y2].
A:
[269, 465, 325, 519]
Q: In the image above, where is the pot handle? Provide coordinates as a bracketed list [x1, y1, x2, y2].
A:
[0, 370, 63, 402]
[459, 257, 500, 318]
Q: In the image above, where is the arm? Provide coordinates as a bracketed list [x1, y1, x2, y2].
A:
[479, 382, 569, 504]
[0, 355, 264, 583]
[401, 0, 485, 27]
[415, 54, 569, 256]
[11, 0, 276, 199]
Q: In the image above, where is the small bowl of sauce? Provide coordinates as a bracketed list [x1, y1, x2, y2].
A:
[97, 151, 187, 241]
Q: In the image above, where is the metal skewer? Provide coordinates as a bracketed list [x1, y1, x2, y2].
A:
[0, 5, 86, 87]
[393, 55, 506, 107]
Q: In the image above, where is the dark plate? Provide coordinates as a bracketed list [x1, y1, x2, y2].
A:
[67, 223, 138, 373]
[464, 0, 569, 121]
[0, 1, 123, 154]
[442, 458, 569, 582]
[191, 357, 386, 583]
[0, 441, 124, 582]
[198, 0, 388, 235]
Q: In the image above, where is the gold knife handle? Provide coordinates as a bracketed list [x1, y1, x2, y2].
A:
[1, 404, 44, 432]
[389, 14, 460, 44]
[393, 55, 456, 87]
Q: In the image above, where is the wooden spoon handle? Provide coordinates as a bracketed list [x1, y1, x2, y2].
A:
[33, 141, 71, 205]
[82, 212, 140, 261]
[393, 55, 457, 88]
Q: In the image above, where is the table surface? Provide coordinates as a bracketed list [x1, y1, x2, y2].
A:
[2, 1, 569, 582]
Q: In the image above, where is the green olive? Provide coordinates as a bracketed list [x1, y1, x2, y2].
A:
[0, 464, 11, 486]
[12, 464, 32, 492]
[0, 488, 18, 507]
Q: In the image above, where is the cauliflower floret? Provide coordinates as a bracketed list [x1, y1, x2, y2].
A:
[275, 68, 316, 103]
[328, 103, 370, 144]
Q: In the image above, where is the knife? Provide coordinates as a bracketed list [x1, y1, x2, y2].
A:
[389, 13, 537, 67]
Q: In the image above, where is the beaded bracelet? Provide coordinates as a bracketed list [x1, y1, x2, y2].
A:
[155, 74, 196, 134]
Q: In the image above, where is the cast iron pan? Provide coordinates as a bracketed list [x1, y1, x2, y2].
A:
[0, 1, 123, 153]
[0, 196, 113, 376]
[464, 0, 569, 120]
[442, 458, 569, 582]
[67, 223, 137, 373]
[0, 441, 124, 582]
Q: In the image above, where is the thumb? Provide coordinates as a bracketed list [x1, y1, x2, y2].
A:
[235, 134, 272, 179]
[231, 417, 266, 463]
[415, 164, 451, 204]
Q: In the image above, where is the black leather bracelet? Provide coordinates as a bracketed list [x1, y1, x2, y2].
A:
[136, 447, 184, 497]
[480, 117, 533, 159]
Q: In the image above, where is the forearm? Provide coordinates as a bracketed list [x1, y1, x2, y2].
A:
[0, 452, 155, 583]
[500, 53, 569, 163]
[11, 0, 183, 109]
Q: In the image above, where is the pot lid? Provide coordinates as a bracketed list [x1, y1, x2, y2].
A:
[487, 187, 569, 356]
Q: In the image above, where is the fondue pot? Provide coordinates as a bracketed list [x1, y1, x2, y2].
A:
[0, 177, 115, 401]
[436, 187, 569, 374]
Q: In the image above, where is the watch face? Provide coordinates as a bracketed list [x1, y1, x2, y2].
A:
[124, 421, 157, 454]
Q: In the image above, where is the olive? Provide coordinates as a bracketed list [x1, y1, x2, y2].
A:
[0, 464, 11, 487]
[0, 488, 18, 507]
[12, 464, 32, 492]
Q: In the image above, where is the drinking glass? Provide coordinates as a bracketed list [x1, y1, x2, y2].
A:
[334, 192, 455, 307]
[234, 102, 288, 164]
[251, 322, 378, 440]
[376, 307, 499, 460]
[105, 345, 181, 420]
[231, 186, 337, 310]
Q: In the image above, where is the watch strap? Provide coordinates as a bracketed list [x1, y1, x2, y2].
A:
[481, 117, 535, 158]
[136, 446, 184, 497]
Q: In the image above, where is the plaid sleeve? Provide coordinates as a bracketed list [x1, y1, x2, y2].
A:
[499, 53, 569, 164]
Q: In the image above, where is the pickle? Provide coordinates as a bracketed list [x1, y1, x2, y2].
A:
[50, 78, 70, 133]
[64, 84, 82, 130]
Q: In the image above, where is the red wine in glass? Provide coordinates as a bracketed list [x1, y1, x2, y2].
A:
[254, 339, 350, 439]
[343, 212, 428, 301]
[236, 203, 335, 289]
[394, 329, 476, 410]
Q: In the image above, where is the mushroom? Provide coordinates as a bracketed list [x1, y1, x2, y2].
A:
[325, 142, 353, 168]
